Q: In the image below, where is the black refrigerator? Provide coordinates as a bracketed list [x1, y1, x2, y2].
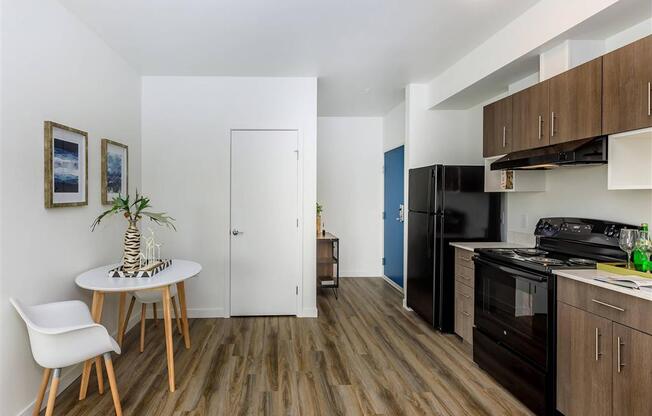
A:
[406, 165, 501, 332]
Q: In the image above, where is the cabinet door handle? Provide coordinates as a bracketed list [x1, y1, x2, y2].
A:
[551, 112, 555, 137]
[538, 115, 543, 140]
[502, 126, 506, 148]
[648, 82, 651, 116]
[591, 299, 625, 312]
[617, 336, 625, 373]
[595, 327, 602, 361]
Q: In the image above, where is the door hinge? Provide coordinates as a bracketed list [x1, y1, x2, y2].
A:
[294, 149, 299, 160]
[382, 211, 386, 220]
[296, 218, 299, 227]
[382, 257, 386, 265]
[296, 286, 299, 295]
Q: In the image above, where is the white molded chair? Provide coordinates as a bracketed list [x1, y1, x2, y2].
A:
[122, 285, 183, 353]
[10, 298, 123, 416]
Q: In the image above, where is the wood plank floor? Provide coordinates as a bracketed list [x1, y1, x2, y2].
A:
[46, 277, 533, 415]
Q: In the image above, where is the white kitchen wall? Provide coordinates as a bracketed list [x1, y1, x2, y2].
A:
[141, 76, 317, 318]
[0, 0, 142, 415]
[317, 117, 383, 277]
[406, 84, 484, 169]
[383, 101, 405, 152]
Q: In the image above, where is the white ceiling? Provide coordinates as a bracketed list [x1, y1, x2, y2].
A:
[58, 0, 540, 116]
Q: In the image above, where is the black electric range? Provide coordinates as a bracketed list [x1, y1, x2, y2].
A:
[472, 218, 634, 416]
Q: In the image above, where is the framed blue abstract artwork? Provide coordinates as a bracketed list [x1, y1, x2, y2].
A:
[44, 121, 88, 208]
[101, 139, 128, 205]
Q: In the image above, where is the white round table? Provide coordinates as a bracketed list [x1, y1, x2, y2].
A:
[75, 259, 201, 394]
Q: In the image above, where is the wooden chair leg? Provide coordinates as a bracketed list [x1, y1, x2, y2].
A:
[33, 368, 51, 416]
[172, 296, 183, 335]
[153, 303, 158, 326]
[103, 353, 123, 416]
[120, 296, 136, 346]
[44, 369, 60, 416]
[140, 303, 147, 353]
[95, 356, 104, 394]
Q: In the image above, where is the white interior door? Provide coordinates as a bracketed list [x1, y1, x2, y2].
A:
[230, 130, 299, 316]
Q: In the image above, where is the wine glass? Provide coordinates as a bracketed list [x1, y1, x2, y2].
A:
[619, 229, 638, 269]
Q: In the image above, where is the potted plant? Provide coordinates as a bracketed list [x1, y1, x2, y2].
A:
[92, 192, 176, 272]
[316, 203, 323, 236]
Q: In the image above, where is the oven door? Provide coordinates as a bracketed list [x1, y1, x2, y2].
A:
[474, 256, 549, 369]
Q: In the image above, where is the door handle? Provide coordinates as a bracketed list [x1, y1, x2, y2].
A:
[647, 82, 652, 116]
[551, 112, 555, 137]
[232, 229, 244, 236]
[538, 115, 543, 140]
[591, 299, 625, 312]
[502, 126, 506, 148]
[595, 327, 602, 361]
[617, 336, 625, 373]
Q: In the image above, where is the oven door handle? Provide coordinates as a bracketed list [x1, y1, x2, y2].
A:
[474, 256, 547, 282]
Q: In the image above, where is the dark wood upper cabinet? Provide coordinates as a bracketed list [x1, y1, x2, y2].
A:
[603, 35, 652, 135]
[512, 81, 549, 152]
[549, 57, 603, 144]
[483, 96, 512, 157]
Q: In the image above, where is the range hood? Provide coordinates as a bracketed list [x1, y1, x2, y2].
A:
[491, 136, 608, 171]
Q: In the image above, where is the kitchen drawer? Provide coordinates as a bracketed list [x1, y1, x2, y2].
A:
[458, 282, 473, 314]
[456, 248, 475, 264]
[558, 275, 652, 335]
[455, 262, 474, 287]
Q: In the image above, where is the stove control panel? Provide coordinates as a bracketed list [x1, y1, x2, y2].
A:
[535, 217, 634, 243]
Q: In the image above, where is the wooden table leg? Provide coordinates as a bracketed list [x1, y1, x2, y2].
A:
[176, 281, 191, 349]
[79, 291, 105, 400]
[161, 286, 175, 392]
[116, 293, 127, 348]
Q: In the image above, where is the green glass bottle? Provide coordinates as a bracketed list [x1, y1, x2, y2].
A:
[633, 223, 650, 272]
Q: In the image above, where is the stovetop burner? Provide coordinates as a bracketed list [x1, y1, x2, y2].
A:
[525, 256, 566, 266]
[514, 248, 548, 256]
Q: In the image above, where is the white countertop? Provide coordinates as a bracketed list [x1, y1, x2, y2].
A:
[449, 241, 531, 252]
[554, 269, 652, 302]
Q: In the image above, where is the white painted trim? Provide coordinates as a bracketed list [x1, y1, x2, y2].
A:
[300, 307, 318, 318]
[228, 129, 303, 318]
[403, 298, 412, 312]
[17, 315, 141, 416]
[381, 275, 404, 293]
[187, 307, 226, 318]
[340, 271, 383, 278]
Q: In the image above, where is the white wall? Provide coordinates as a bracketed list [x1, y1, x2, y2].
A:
[0, 1, 142, 415]
[317, 117, 383, 277]
[383, 101, 405, 152]
[406, 84, 484, 169]
[141, 76, 317, 318]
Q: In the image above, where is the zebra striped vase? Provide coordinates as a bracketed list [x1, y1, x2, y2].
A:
[123, 221, 141, 272]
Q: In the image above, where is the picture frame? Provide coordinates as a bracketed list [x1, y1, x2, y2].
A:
[44, 121, 88, 208]
[101, 139, 129, 205]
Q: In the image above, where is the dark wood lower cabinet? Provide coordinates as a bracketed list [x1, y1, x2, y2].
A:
[612, 323, 652, 416]
[556, 301, 612, 416]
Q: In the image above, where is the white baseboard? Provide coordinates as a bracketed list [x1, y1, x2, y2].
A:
[300, 307, 318, 318]
[403, 298, 412, 311]
[17, 315, 141, 416]
[381, 275, 404, 293]
[187, 307, 225, 318]
[340, 271, 383, 277]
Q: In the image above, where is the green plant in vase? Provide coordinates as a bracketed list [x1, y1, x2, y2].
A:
[92, 192, 176, 272]
[316, 203, 324, 235]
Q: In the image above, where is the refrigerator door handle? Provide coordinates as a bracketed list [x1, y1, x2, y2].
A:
[426, 169, 433, 258]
